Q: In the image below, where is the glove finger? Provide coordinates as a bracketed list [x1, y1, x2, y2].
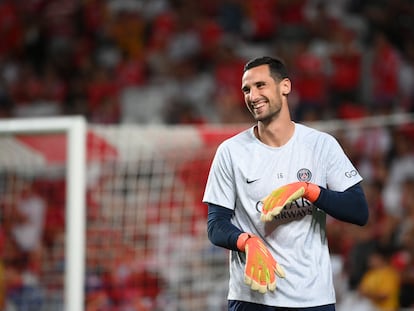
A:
[261, 187, 306, 221]
[252, 279, 268, 294]
[260, 205, 284, 222]
[261, 197, 272, 214]
[252, 273, 269, 294]
[265, 266, 276, 292]
[267, 279, 277, 292]
[263, 195, 278, 211]
[275, 262, 286, 278]
[287, 187, 306, 203]
[258, 283, 268, 294]
[244, 272, 266, 293]
[243, 261, 257, 287]
[269, 205, 284, 217]
[260, 199, 275, 221]
[261, 196, 282, 220]
[245, 265, 269, 294]
[244, 273, 252, 286]
[262, 187, 306, 221]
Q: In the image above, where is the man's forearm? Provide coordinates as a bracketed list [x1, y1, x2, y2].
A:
[315, 183, 369, 226]
[207, 204, 243, 251]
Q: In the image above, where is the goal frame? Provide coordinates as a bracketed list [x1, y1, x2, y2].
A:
[0, 116, 87, 311]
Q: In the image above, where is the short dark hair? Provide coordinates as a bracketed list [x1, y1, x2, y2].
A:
[243, 56, 289, 81]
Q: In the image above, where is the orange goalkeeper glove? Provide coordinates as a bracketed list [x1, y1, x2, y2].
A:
[260, 182, 321, 222]
[237, 233, 285, 294]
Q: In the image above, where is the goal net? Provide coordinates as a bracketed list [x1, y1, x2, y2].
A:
[0, 113, 413, 311]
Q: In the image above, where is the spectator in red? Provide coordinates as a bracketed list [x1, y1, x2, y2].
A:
[244, 0, 278, 41]
[211, 41, 249, 123]
[147, 10, 177, 54]
[86, 66, 120, 124]
[290, 38, 328, 121]
[370, 31, 401, 112]
[278, 0, 307, 24]
[114, 54, 147, 89]
[81, 0, 108, 39]
[328, 24, 362, 115]
[0, 0, 23, 59]
[41, 62, 67, 104]
[198, 17, 223, 63]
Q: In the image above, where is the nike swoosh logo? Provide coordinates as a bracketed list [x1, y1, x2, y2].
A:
[246, 178, 259, 184]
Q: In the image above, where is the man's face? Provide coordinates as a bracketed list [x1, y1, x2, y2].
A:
[241, 64, 283, 123]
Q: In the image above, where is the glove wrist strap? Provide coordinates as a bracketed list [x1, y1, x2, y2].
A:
[237, 232, 251, 252]
[305, 182, 321, 203]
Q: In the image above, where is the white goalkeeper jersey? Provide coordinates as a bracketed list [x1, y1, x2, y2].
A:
[203, 123, 363, 308]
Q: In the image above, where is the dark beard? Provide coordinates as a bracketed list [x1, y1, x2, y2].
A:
[254, 105, 282, 124]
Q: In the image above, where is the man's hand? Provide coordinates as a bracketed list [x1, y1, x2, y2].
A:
[237, 233, 285, 294]
[260, 182, 321, 222]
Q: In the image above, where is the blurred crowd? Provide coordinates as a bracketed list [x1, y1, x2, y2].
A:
[0, 0, 412, 124]
[329, 121, 414, 311]
[0, 0, 414, 310]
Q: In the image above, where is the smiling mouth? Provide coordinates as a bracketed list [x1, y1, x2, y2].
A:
[251, 100, 266, 110]
[252, 103, 265, 112]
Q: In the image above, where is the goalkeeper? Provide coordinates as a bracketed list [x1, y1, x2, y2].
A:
[203, 56, 368, 311]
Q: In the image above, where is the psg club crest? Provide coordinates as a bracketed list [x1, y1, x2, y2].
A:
[297, 168, 312, 182]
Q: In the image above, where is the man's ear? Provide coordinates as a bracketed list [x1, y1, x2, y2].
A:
[280, 78, 291, 96]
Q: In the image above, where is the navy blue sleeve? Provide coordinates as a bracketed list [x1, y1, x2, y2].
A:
[207, 204, 243, 251]
[315, 182, 369, 226]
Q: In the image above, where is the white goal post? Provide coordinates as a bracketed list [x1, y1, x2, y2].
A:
[0, 116, 86, 311]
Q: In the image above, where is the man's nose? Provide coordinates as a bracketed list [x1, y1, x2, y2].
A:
[248, 88, 260, 102]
